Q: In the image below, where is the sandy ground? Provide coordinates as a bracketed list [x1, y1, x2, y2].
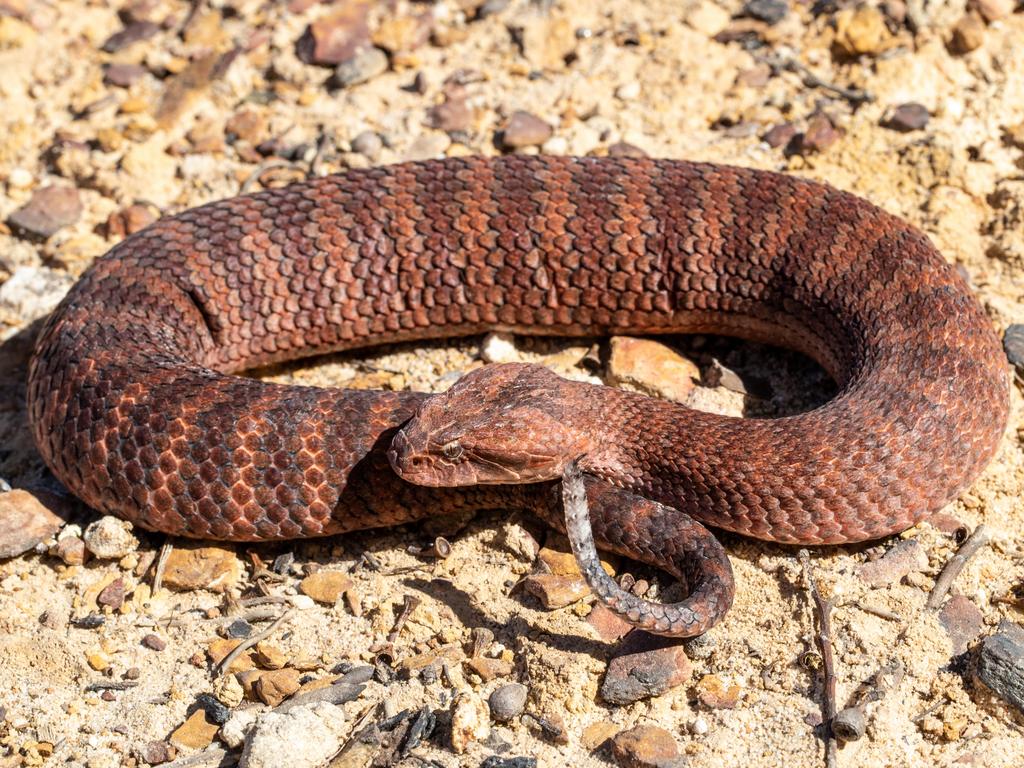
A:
[1, 1, 1023, 767]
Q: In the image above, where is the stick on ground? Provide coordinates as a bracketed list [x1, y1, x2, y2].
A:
[799, 549, 838, 768]
[927, 524, 990, 610]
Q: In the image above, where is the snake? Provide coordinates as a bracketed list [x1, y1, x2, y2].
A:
[27, 156, 1008, 637]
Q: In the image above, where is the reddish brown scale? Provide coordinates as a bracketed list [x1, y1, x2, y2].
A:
[27, 157, 1008, 635]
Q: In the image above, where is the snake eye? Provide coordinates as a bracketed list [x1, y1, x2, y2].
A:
[442, 441, 463, 461]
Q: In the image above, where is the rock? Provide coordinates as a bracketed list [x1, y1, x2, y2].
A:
[970, 0, 1015, 22]
[763, 121, 797, 149]
[169, 710, 219, 751]
[467, 656, 513, 682]
[500, 111, 553, 149]
[105, 204, 155, 239]
[798, 113, 842, 154]
[213, 673, 245, 709]
[608, 337, 699, 403]
[939, 595, 985, 655]
[522, 574, 589, 609]
[884, 103, 930, 132]
[296, 2, 371, 66]
[7, 167, 32, 188]
[740, 0, 788, 25]
[480, 332, 519, 363]
[101, 20, 159, 53]
[517, 14, 576, 71]
[0, 489, 68, 559]
[834, 5, 893, 56]
[696, 673, 741, 709]
[239, 703, 349, 768]
[686, 1, 732, 36]
[616, 82, 641, 101]
[86, 650, 111, 671]
[103, 63, 147, 88]
[83, 516, 139, 560]
[600, 636, 692, 705]
[581, 720, 618, 750]
[97, 578, 126, 610]
[220, 709, 259, 750]
[51, 534, 87, 565]
[254, 668, 302, 706]
[0, 266, 75, 323]
[300, 571, 353, 604]
[225, 110, 267, 144]
[334, 47, 389, 87]
[856, 539, 928, 587]
[154, 51, 232, 130]
[162, 546, 243, 593]
[0, 15, 37, 48]
[1003, 325, 1024, 375]
[142, 633, 166, 652]
[138, 741, 176, 765]
[254, 642, 288, 670]
[428, 94, 472, 133]
[611, 725, 683, 768]
[372, 14, 432, 54]
[405, 133, 451, 162]
[607, 142, 647, 158]
[705, 358, 770, 397]
[975, 621, 1024, 714]
[8, 185, 82, 239]
[476, 0, 511, 19]
[350, 130, 383, 160]
[736, 63, 771, 87]
[950, 13, 986, 54]
[488, 683, 527, 722]
[450, 693, 490, 754]
[587, 604, 634, 642]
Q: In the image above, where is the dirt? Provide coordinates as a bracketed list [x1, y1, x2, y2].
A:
[1, 1, 1023, 767]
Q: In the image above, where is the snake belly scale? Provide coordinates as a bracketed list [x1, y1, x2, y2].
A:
[27, 156, 1008, 636]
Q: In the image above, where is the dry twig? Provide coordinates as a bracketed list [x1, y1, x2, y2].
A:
[799, 549, 838, 768]
[214, 609, 293, 676]
[927, 524, 990, 610]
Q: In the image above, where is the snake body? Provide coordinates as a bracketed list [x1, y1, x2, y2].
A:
[27, 157, 1008, 635]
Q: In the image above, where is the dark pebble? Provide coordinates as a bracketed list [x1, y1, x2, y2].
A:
[225, 619, 253, 639]
[976, 620, 1024, 714]
[499, 111, 552, 149]
[124, 667, 141, 680]
[798, 113, 842, 154]
[740, 0, 788, 25]
[194, 693, 231, 724]
[884, 103, 930, 132]
[607, 141, 648, 157]
[142, 633, 166, 652]
[8, 185, 83, 239]
[72, 614, 105, 629]
[488, 682, 528, 722]
[1003, 325, 1024, 375]
[476, 0, 511, 19]
[101, 690, 116, 701]
[480, 758, 537, 768]
[101, 21, 160, 53]
[103, 63, 147, 88]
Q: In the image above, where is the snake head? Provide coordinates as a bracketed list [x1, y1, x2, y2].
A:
[389, 363, 589, 486]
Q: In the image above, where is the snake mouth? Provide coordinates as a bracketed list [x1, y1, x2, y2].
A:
[388, 429, 550, 486]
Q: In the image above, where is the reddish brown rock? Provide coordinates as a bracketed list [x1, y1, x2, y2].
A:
[101, 20, 159, 53]
[587, 603, 634, 642]
[103, 63, 147, 87]
[763, 121, 797, 149]
[296, 2, 372, 67]
[169, 710, 218, 751]
[600, 636, 692, 705]
[857, 539, 928, 587]
[500, 111, 552, 149]
[8, 186, 83, 239]
[696, 673, 741, 709]
[428, 93, 472, 133]
[162, 546, 243, 593]
[254, 668, 302, 706]
[611, 725, 683, 768]
[884, 103, 930, 132]
[97, 577, 126, 610]
[950, 13, 986, 54]
[939, 595, 985, 655]
[608, 336, 700, 403]
[522, 574, 589, 609]
[105, 204, 156, 239]
[0, 489, 69, 559]
[798, 113, 842, 154]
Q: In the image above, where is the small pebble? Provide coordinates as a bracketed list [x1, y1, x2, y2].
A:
[481, 758, 536, 768]
[763, 122, 797, 149]
[97, 578, 126, 610]
[296, 5, 371, 66]
[488, 683, 527, 722]
[254, 668, 302, 706]
[607, 142, 648, 157]
[950, 14, 986, 54]
[480, 332, 519, 363]
[169, 710, 219, 751]
[142, 633, 166, 652]
[334, 47, 389, 88]
[975, 620, 1024, 714]
[607, 336, 700, 403]
[405, 133, 451, 162]
[239, 702, 349, 768]
[611, 724, 683, 768]
[300, 571, 353, 604]
[103, 63, 147, 87]
[162, 546, 243, 593]
[834, 5, 892, 56]
[138, 741, 176, 765]
[798, 113, 842, 154]
[7, 167, 33, 188]
[884, 103, 930, 132]
[615, 82, 641, 101]
[500, 111, 553, 149]
[101, 20, 159, 53]
[522, 574, 589, 609]
[970, 0, 1015, 22]
[695, 674, 741, 709]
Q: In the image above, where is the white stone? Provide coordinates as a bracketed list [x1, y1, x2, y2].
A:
[220, 708, 259, 750]
[615, 82, 641, 101]
[480, 332, 519, 363]
[7, 168, 33, 188]
[82, 516, 139, 560]
[239, 703, 348, 768]
[0, 266, 75, 324]
[541, 136, 569, 155]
